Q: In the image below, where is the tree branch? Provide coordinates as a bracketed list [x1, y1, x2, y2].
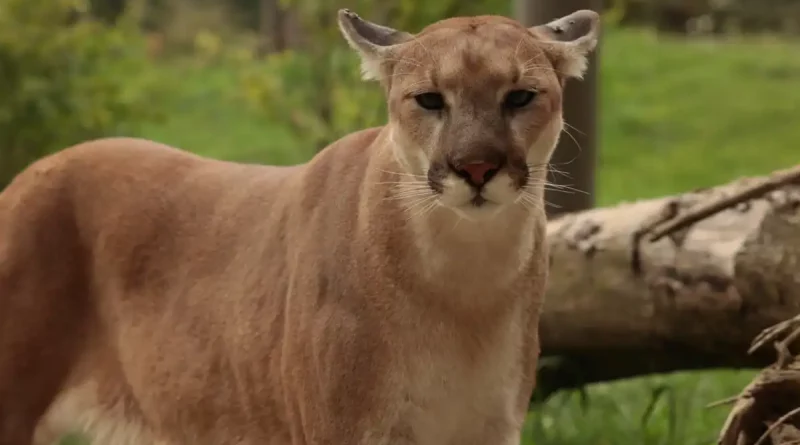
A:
[649, 165, 800, 242]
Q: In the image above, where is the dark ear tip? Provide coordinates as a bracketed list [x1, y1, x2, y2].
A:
[545, 9, 600, 37]
[338, 8, 360, 22]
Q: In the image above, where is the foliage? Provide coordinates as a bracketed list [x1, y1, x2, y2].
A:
[240, 46, 384, 151]
[0, 0, 164, 187]
[240, 0, 509, 152]
[131, 0, 247, 56]
[133, 56, 309, 165]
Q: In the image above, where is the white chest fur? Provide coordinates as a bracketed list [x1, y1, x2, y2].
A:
[394, 311, 525, 445]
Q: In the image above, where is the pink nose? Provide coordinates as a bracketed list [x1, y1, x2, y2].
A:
[456, 162, 500, 186]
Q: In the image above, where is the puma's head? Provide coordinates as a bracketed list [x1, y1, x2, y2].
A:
[338, 9, 599, 217]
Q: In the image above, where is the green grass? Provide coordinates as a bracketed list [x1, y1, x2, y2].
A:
[119, 26, 799, 445]
[133, 58, 307, 165]
[597, 28, 800, 205]
[523, 370, 757, 445]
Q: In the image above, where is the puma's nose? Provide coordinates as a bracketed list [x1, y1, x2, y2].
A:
[454, 161, 500, 187]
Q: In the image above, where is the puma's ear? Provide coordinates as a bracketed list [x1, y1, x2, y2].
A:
[337, 9, 413, 81]
[531, 10, 601, 80]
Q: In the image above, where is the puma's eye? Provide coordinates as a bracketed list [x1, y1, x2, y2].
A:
[503, 90, 537, 109]
[414, 92, 446, 111]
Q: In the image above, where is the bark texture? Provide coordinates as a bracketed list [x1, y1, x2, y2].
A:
[536, 167, 800, 398]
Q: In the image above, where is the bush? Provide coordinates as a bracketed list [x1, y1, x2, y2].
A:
[240, 46, 385, 152]
[0, 0, 164, 187]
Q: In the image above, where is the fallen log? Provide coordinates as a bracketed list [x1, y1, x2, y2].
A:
[536, 165, 800, 399]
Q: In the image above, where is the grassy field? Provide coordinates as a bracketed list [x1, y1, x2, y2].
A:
[107, 26, 800, 445]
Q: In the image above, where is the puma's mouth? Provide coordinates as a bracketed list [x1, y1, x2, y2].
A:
[468, 194, 502, 209]
[470, 195, 487, 207]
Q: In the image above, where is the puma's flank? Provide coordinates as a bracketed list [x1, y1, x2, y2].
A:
[0, 8, 599, 445]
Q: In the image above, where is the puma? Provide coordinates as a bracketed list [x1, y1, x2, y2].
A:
[0, 8, 599, 445]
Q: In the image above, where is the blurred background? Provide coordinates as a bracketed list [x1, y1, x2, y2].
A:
[2, 0, 798, 444]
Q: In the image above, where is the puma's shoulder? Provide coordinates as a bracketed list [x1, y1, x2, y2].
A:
[291, 126, 385, 215]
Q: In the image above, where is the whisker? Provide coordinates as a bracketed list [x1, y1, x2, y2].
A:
[516, 193, 545, 213]
[375, 181, 430, 186]
[519, 51, 549, 70]
[520, 65, 558, 76]
[403, 192, 436, 206]
[560, 125, 583, 154]
[521, 189, 563, 211]
[379, 169, 425, 179]
[546, 200, 562, 209]
[381, 57, 422, 68]
[525, 163, 575, 187]
[402, 79, 430, 90]
[513, 36, 528, 64]
[420, 200, 439, 218]
[405, 196, 439, 222]
[520, 64, 564, 78]
[451, 213, 465, 231]
[526, 166, 549, 176]
[562, 120, 586, 137]
[527, 158, 583, 184]
[378, 186, 431, 194]
[394, 189, 433, 198]
[526, 180, 582, 190]
[387, 194, 434, 203]
[521, 61, 551, 69]
[543, 187, 583, 196]
[520, 55, 570, 77]
[542, 158, 580, 167]
[402, 195, 435, 212]
[385, 69, 420, 79]
[547, 165, 573, 180]
[525, 181, 589, 195]
[411, 35, 437, 65]
[546, 186, 585, 194]
[389, 184, 434, 193]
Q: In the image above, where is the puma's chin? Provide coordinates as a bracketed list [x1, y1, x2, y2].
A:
[437, 199, 512, 224]
[438, 195, 516, 223]
[447, 195, 497, 210]
[454, 197, 504, 217]
[436, 174, 520, 217]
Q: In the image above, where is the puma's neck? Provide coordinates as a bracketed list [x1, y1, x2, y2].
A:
[357, 128, 541, 295]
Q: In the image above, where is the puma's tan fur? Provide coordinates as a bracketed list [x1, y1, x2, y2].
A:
[0, 9, 599, 445]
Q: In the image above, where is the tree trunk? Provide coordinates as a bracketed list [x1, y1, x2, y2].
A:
[89, 0, 127, 24]
[257, 0, 287, 57]
[515, 0, 602, 217]
[535, 167, 800, 399]
[654, 5, 691, 34]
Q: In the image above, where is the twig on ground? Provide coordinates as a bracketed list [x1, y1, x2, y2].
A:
[717, 315, 800, 445]
[707, 395, 742, 409]
[753, 406, 800, 445]
[749, 314, 800, 356]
